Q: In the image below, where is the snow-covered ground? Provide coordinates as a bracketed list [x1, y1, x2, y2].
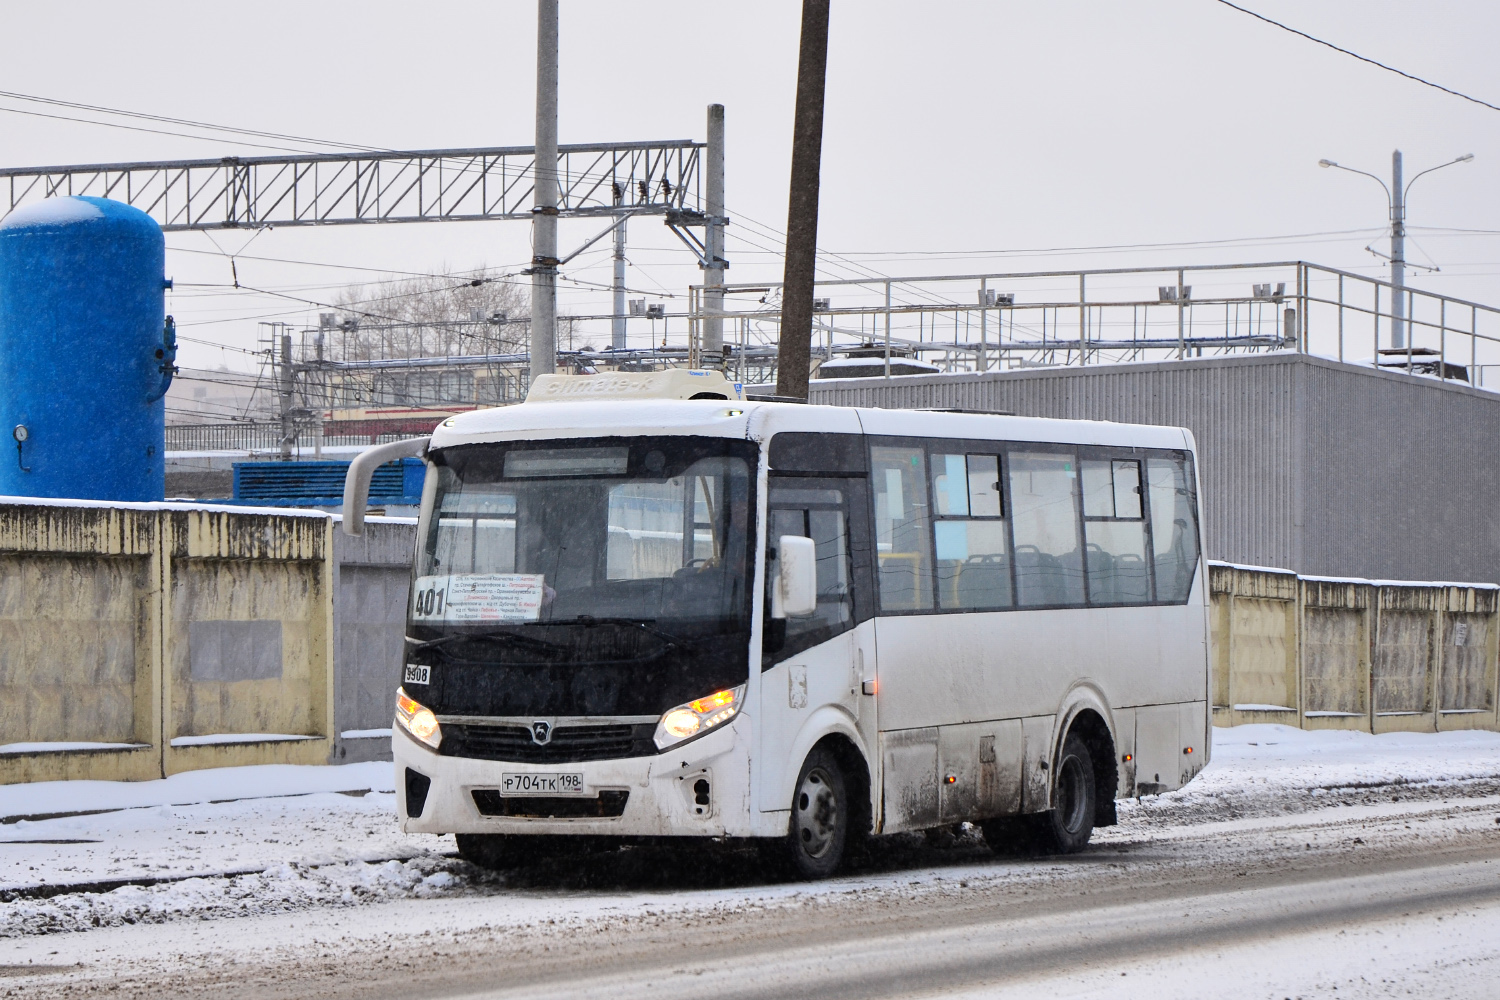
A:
[1, 724, 1498, 939]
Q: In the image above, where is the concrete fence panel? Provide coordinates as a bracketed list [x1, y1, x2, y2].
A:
[1441, 613, 1493, 715]
[0, 504, 162, 783]
[1373, 610, 1432, 720]
[1210, 564, 1300, 728]
[1303, 608, 1366, 719]
[161, 508, 333, 774]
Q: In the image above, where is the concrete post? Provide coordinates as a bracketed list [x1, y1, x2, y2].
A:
[702, 104, 727, 369]
[530, 0, 559, 378]
[611, 187, 627, 351]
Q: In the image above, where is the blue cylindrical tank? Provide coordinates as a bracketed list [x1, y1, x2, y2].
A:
[0, 196, 171, 501]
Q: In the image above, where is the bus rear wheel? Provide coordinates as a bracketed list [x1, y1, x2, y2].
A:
[770, 747, 849, 880]
[980, 734, 1096, 856]
[1036, 733, 1096, 854]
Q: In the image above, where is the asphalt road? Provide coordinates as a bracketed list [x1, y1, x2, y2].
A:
[7, 787, 1500, 999]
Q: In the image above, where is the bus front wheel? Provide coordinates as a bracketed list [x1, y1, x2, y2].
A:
[771, 747, 849, 880]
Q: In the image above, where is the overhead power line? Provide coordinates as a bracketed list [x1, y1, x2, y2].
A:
[0, 88, 381, 152]
[1215, 1, 1500, 113]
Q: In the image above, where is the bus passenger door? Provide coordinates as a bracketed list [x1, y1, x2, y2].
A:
[757, 479, 876, 813]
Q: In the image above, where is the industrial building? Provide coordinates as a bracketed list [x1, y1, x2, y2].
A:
[809, 352, 1500, 585]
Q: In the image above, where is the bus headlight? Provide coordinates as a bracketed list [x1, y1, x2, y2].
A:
[654, 684, 745, 750]
[396, 687, 442, 750]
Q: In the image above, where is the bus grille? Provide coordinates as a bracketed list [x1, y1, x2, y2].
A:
[441, 723, 657, 763]
[471, 789, 630, 818]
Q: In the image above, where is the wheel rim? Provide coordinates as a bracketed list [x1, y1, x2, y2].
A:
[794, 765, 840, 859]
[1054, 753, 1089, 835]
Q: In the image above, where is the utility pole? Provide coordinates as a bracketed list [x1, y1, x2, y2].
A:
[530, 0, 559, 379]
[611, 184, 627, 351]
[278, 331, 295, 461]
[702, 104, 727, 370]
[775, 0, 831, 401]
[1390, 150, 1406, 349]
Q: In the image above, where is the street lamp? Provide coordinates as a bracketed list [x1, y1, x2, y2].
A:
[1319, 151, 1474, 349]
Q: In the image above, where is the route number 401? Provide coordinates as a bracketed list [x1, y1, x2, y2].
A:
[415, 585, 446, 617]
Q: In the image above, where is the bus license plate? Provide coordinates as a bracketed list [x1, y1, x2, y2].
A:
[499, 772, 585, 795]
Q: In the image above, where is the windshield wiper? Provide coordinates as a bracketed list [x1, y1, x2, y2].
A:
[408, 630, 566, 655]
[530, 616, 692, 648]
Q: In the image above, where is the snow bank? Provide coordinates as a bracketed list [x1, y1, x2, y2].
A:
[1119, 723, 1500, 829]
[0, 857, 466, 936]
[0, 761, 394, 821]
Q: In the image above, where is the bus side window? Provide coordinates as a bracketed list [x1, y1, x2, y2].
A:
[1007, 451, 1086, 607]
[871, 446, 934, 612]
[1081, 457, 1150, 605]
[1147, 455, 1200, 603]
[931, 453, 1012, 610]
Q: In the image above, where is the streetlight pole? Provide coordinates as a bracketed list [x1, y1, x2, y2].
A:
[1319, 150, 1473, 350]
[1391, 150, 1404, 347]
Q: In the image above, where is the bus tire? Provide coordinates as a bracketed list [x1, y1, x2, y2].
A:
[1035, 733, 1096, 854]
[454, 833, 556, 870]
[779, 747, 850, 880]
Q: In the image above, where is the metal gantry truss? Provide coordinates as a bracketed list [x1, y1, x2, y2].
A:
[0, 140, 703, 230]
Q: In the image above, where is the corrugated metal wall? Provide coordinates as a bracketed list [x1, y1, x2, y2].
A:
[1296, 360, 1500, 583]
[809, 354, 1500, 583]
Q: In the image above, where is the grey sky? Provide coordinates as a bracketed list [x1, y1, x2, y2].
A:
[1, 0, 1496, 372]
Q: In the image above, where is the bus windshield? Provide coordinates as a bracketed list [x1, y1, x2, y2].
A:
[407, 436, 756, 717]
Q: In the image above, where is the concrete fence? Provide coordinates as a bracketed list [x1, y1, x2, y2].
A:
[2, 497, 1494, 787]
[1211, 562, 1499, 733]
[0, 499, 416, 785]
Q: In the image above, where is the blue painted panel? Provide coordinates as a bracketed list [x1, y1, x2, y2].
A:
[233, 457, 423, 506]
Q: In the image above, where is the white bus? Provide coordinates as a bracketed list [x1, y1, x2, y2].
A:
[343, 370, 1210, 879]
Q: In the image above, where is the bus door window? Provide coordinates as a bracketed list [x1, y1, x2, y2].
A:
[1147, 455, 1200, 602]
[871, 445, 934, 612]
[1081, 457, 1151, 605]
[765, 486, 855, 665]
[931, 453, 1013, 610]
[1007, 451, 1086, 607]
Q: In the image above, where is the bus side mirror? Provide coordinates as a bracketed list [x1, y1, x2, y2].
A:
[774, 535, 818, 619]
[342, 436, 430, 536]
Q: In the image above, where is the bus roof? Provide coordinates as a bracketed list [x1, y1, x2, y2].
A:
[429, 399, 1194, 454]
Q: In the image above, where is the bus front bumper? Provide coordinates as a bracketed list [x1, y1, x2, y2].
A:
[392, 717, 750, 838]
